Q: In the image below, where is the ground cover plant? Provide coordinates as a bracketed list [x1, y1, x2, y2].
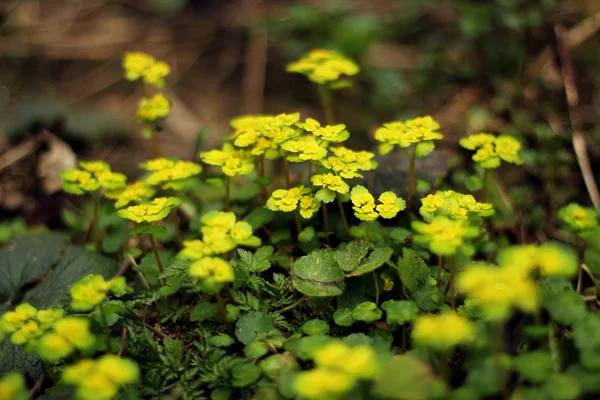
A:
[2, 38, 600, 400]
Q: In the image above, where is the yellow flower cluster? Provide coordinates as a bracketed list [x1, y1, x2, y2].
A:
[70, 274, 131, 312]
[458, 262, 539, 321]
[294, 341, 379, 399]
[201, 143, 255, 177]
[282, 135, 328, 162]
[412, 311, 475, 350]
[230, 113, 300, 159]
[0, 303, 61, 344]
[117, 197, 181, 224]
[312, 173, 350, 195]
[63, 355, 140, 400]
[374, 116, 443, 156]
[459, 133, 523, 169]
[36, 317, 95, 361]
[266, 187, 320, 218]
[496, 242, 579, 277]
[350, 185, 406, 221]
[105, 181, 155, 208]
[297, 118, 350, 143]
[136, 93, 171, 124]
[412, 216, 479, 256]
[558, 202, 598, 236]
[189, 257, 235, 282]
[123, 52, 170, 88]
[61, 161, 126, 195]
[420, 190, 494, 222]
[330, 146, 378, 171]
[286, 49, 360, 84]
[0, 372, 27, 400]
[140, 157, 202, 189]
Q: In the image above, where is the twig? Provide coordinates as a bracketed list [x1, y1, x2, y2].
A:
[141, 322, 168, 339]
[117, 326, 128, 357]
[112, 258, 131, 279]
[29, 376, 44, 395]
[555, 24, 600, 207]
[277, 295, 306, 313]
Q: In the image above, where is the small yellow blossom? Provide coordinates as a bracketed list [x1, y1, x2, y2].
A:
[419, 190, 494, 222]
[286, 49, 360, 84]
[350, 185, 378, 222]
[137, 93, 171, 124]
[459, 133, 523, 169]
[178, 239, 214, 259]
[61, 161, 126, 195]
[313, 341, 379, 379]
[123, 52, 170, 88]
[0, 372, 27, 400]
[105, 181, 155, 208]
[297, 118, 350, 143]
[294, 368, 354, 399]
[376, 192, 406, 219]
[36, 317, 95, 361]
[311, 173, 349, 194]
[330, 147, 378, 171]
[267, 187, 309, 212]
[260, 113, 302, 144]
[140, 158, 202, 189]
[299, 194, 320, 219]
[374, 116, 443, 155]
[70, 274, 131, 311]
[558, 202, 598, 236]
[412, 311, 475, 349]
[63, 355, 139, 400]
[117, 197, 181, 224]
[189, 257, 235, 283]
[412, 216, 479, 256]
[200, 143, 255, 176]
[144, 61, 170, 88]
[282, 135, 328, 162]
[496, 242, 578, 277]
[321, 156, 363, 179]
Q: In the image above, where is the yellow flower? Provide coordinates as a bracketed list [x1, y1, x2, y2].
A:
[1, 303, 37, 333]
[412, 216, 479, 256]
[311, 173, 349, 194]
[260, 113, 302, 144]
[412, 311, 475, 349]
[117, 196, 181, 223]
[70, 274, 131, 311]
[459, 133, 523, 169]
[11, 320, 41, 345]
[297, 118, 350, 143]
[458, 263, 539, 320]
[230, 114, 274, 131]
[321, 156, 363, 179]
[144, 61, 170, 88]
[0, 372, 27, 400]
[36, 333, 74, 361]
[179, 239, 215, 259]
[295, 369, 355, 399]
[266, 187, 308, 212]
[137, 93, 171, 124]
[61, 161, 126, 195]
[350, 185, 378, 222]
[374, 116, 443, 155]
[201, 210, 237, 231]
[287, 49, 360, 84]
[189, 257, 235, 282]
[140, 158, 202, 189]
[299, 194, 320, 219]
[330, 147, 378, 171]
[63, 355, 139, 400]
[200, 143, 255, 176]
[419, 191, 494, 222]
[313, 341, 379, 379]
[123, 52, 170, 88]
[35, 308, 64, 329]
[36, 317, 95, 361]
[105, 181, 155, 208]
[282, 135, 328, 162]
[559, 202, 598, 235]
[497, 242, 578, 277]
[376, 192, 406, 219]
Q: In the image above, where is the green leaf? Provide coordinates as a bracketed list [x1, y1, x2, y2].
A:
[0, 232, 70, 302]
[333, 308, 356, 326]
[23, 246, 119, 308]
[189, 301, 219, 322]
[0, 338, 43, 380]
[298, 227, 315, 243]
[572, 313, 600, 369]
[245, 208, 275, 230]
[349, 247, 393, 276]
[129, 225, 168, 237]
[381, 300, 419, 325]
[285, 334, 331, 361]
[209, 334, 235, 347]
[390, 228, 411, 243]
[314, 188, 336, 203]
[414, 141, 435, 158]
[292, 249, 345, 297]
[396, 248, 430, 292]
[513, 351, 554, 383]
[335, 241, 370, 272]
[352, 302, 382, 322]
[301, 319, 330, 335]
[135, 251, 175, 285]
[237, 247, 273, 274]
[542, 374, 581, 400]
[244, 341, 269, 359]
[231, 363, 262, 387]
[235, 311, 276, 345]
[372, 355, 447, 399]
[540, 279, 586, 326]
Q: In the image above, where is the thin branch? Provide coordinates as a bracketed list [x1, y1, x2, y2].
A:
[117, 326, 128, 357]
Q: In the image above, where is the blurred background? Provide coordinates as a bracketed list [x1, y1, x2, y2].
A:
[1, 0, 599, 239]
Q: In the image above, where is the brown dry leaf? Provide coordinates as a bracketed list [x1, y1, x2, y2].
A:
[37, 131, 77, 194]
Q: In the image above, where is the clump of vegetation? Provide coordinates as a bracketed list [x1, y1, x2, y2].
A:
[2, 41, 600, 400]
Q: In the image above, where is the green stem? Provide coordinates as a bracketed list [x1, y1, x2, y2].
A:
[92, 190, 100, 252]
[401, 323, 407, 353]
[407, 146, 417, 208]
[321, 203, 330, 245]
[149, 233, 164, 274]
[449, 262, 456, 310]
[494, 322, 508, 397]
[225, 176, 231, 212]
[372, 271, 380, 306]
[336, 195, 350, 239]
[173, 209, 183, 248]
[278, 295, 307, 313]
[99, 303, 112, 353]
[294, 210, 302, 238]
[151, 132, 161, 158]
[318, 85, 335, 125]
[437, 256, 443, 283]
[283, 155, 291, 189]
[215, 293, 234, 336]
[44, 362, 57, 384]
[364, 222, 372, 242]
[258, 155, 267, 202]
[482, 169, 489, 203]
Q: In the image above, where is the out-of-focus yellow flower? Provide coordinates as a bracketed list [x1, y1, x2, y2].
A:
[63, 355, 139, 400]
[70, 274, 131, 311]
[137, 93, 171, 124]
[313, 341, 379, 379]
[496, 242, 579, 277]
[61, 161, 126, 195]
[559, 202, 598, 236]
[140, 158, 202, 189]
[0, 372, 27, 400]
[374, 116, 443, 156]
[123, 52, 170, 88]
[266, 187, 309, 212]
[189, 257, 235, 283]
[282, 135, 328, 162]
[200, 143, 255, 176]
[458, 263, 539, 320]
[412, 311, 475, 350]
[286, 49, 360, 84]
[105, 181, 155, 208]
[412, 216, 479, 256]
[294, 368, 354, 399]
[299, 194, 320, 219]
[117, 197, 181, 224]
[419, 190, 494, 222]
[36, 317, 95, 361]
[459, 133, 523, 169]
